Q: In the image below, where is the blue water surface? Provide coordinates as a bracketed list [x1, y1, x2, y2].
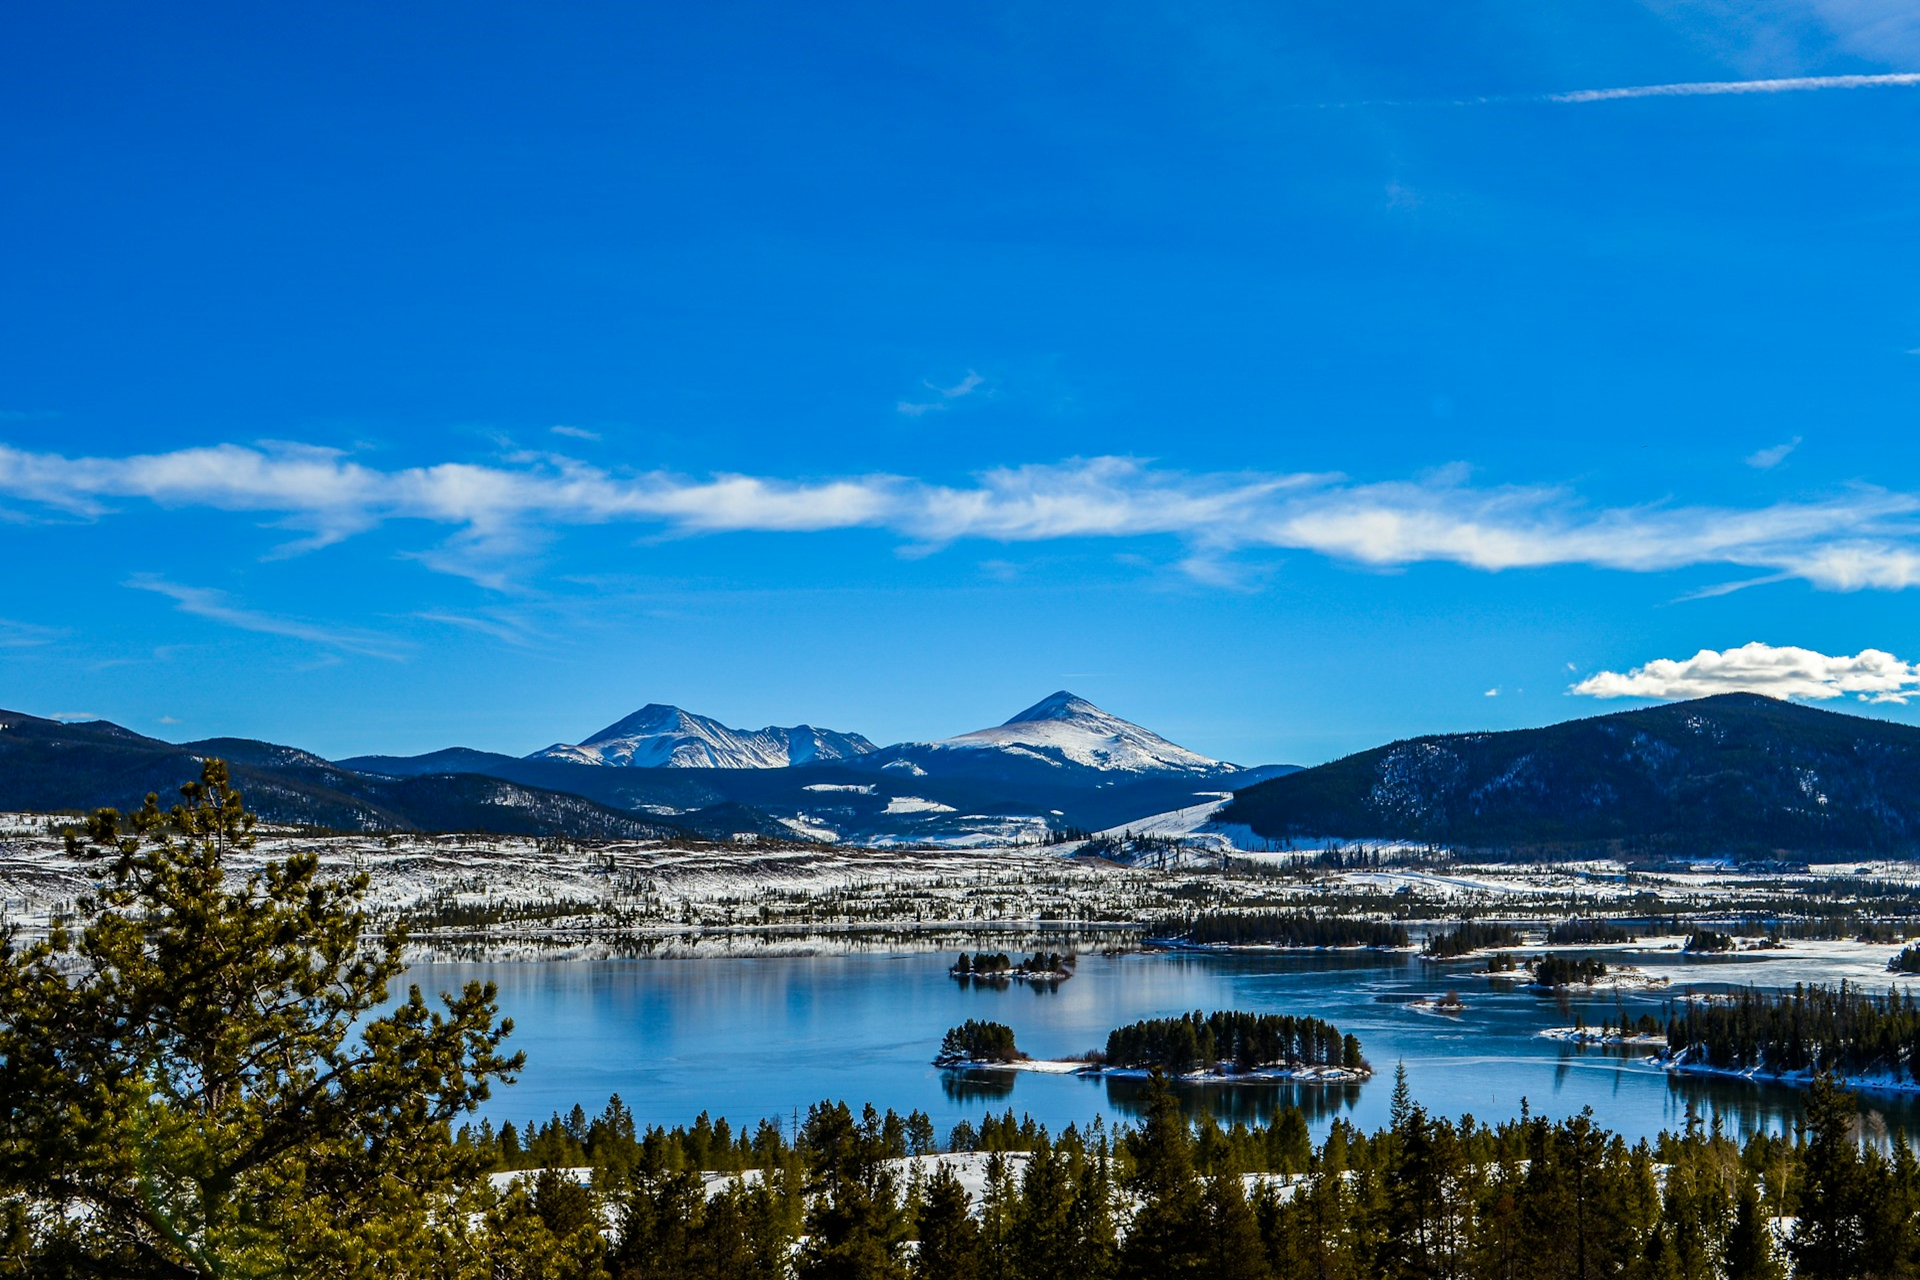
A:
[409, 947, 1920, 1146]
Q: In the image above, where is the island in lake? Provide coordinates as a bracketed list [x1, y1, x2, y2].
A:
[935, 1010, 1371, 1083]
[951, 950, 1074, 984]
[1654, 981, 1920, 1096]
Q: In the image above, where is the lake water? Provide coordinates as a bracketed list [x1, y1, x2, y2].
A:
[410, 943, 1920, 1147]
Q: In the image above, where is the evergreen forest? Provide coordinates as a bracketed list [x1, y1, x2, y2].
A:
[1157, 911, 1410, 949]
[1425, 921, 1524, 958]
[1101, 1011, 1363, 1075]
[1666, 981, 1920, 1083]
[936, 1021, 1023, 1064]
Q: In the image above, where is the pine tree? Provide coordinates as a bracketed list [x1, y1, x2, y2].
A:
[1118, 1072, 1208, 1280]
[1790, 1075, 1867, 1280]
[0, 760, 520, 1277]
[797, 1102, 909, 1280]
[1066, 1148, 1119, 1280]
[913, 1166, 980, 1280]
[1201, 1169, 1272, 1280]
[1724, 1184, 1783, 1280]
[488, 1177, 611, 1280]
[1013, 1148, 1077, 1280]
[608, 1146, 705, 1280]
[976, 1152, 1018, 1278]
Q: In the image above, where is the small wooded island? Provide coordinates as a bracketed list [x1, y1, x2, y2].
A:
[950, 950, 1074, 983]
[1656, 980, 1920, 1094]
[1528, 955, 1609, 988]
[935, 1010, 1370, 1083]
[1683, 929, 1738, 954]
[1423, 921, 1524, 960]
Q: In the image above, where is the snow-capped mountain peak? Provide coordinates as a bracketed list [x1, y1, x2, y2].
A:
[936, 690, 1231, 774]
[528, 704, 877, 769]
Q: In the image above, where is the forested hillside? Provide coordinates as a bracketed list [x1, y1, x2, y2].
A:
[0, 709, 686, 837]
[1219, 693, 1920, 860]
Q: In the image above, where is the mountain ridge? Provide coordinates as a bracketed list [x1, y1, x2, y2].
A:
[925, 690, 1232, 775]
[0, 695, 1286, 844]
[1218, 693, 1920, 860]
[0, 707, 694, 839]
[527, 704, 877, 769]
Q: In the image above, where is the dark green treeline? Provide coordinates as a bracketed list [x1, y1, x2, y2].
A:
[1424, 922, 1523, 958]
[1102, 1011, 1362, 1075]
[1669, 981, 1920, 1081]
[463, 1073, 1914, 1280]
[1156, 911, 1409, 949]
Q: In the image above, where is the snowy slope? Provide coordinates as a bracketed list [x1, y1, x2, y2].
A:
[528, 705, 877, 769]
[928, 691, 1232, 775]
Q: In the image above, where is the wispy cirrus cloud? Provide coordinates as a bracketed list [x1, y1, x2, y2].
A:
[127, 575, 410, 660]
[0, 617, 62, 647]
[8, 441, 1920, 593]
[898, 369, 987, 417]
[1572, 641, 1920, 703]
[413, 610, 546, 647]
[1746, 437, 1802, 469]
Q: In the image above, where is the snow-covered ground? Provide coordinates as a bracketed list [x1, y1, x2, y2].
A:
[938, 1058, 1091, 1076]
[0, 813, 1267, 951]
[1540, 1027, 1667, 1048]
[937, 1056, 1369, 1085]
[10, 809, 1920, 975]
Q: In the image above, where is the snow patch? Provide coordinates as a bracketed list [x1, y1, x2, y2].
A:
[884, 796, 957, 815]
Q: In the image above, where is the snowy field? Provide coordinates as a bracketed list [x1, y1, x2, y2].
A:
[8, 810, 1920, 970]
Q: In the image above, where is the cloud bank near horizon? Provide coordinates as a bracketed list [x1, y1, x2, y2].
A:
[1572, 642, 1920, 704]
[5, 441, 1920, 593]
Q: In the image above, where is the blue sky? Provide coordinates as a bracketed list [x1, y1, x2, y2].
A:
[6, 2, 1920, 765]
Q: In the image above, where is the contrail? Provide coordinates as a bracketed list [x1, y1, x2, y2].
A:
[1325, 71, 1920, 109]
[1548, 72, 1920, 103]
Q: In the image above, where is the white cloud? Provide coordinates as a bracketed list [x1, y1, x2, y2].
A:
[7, 441, 1920, 593]
[549, 425, 602, 441]
[48, 711, 100, 722]
[1484, 687, 1501, 697]
[127, 576, 409, 661]
[1571, 641, 1920, 703]
[1746, 437, 1802, 468]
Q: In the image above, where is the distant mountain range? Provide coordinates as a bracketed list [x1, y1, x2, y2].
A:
[1, 693, 1282, 844]
[1218, 693, 1920, 860]
[0, 710, 688, 839]
[519, 691, 1223, 776]
[24, 690, 1910, 859]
